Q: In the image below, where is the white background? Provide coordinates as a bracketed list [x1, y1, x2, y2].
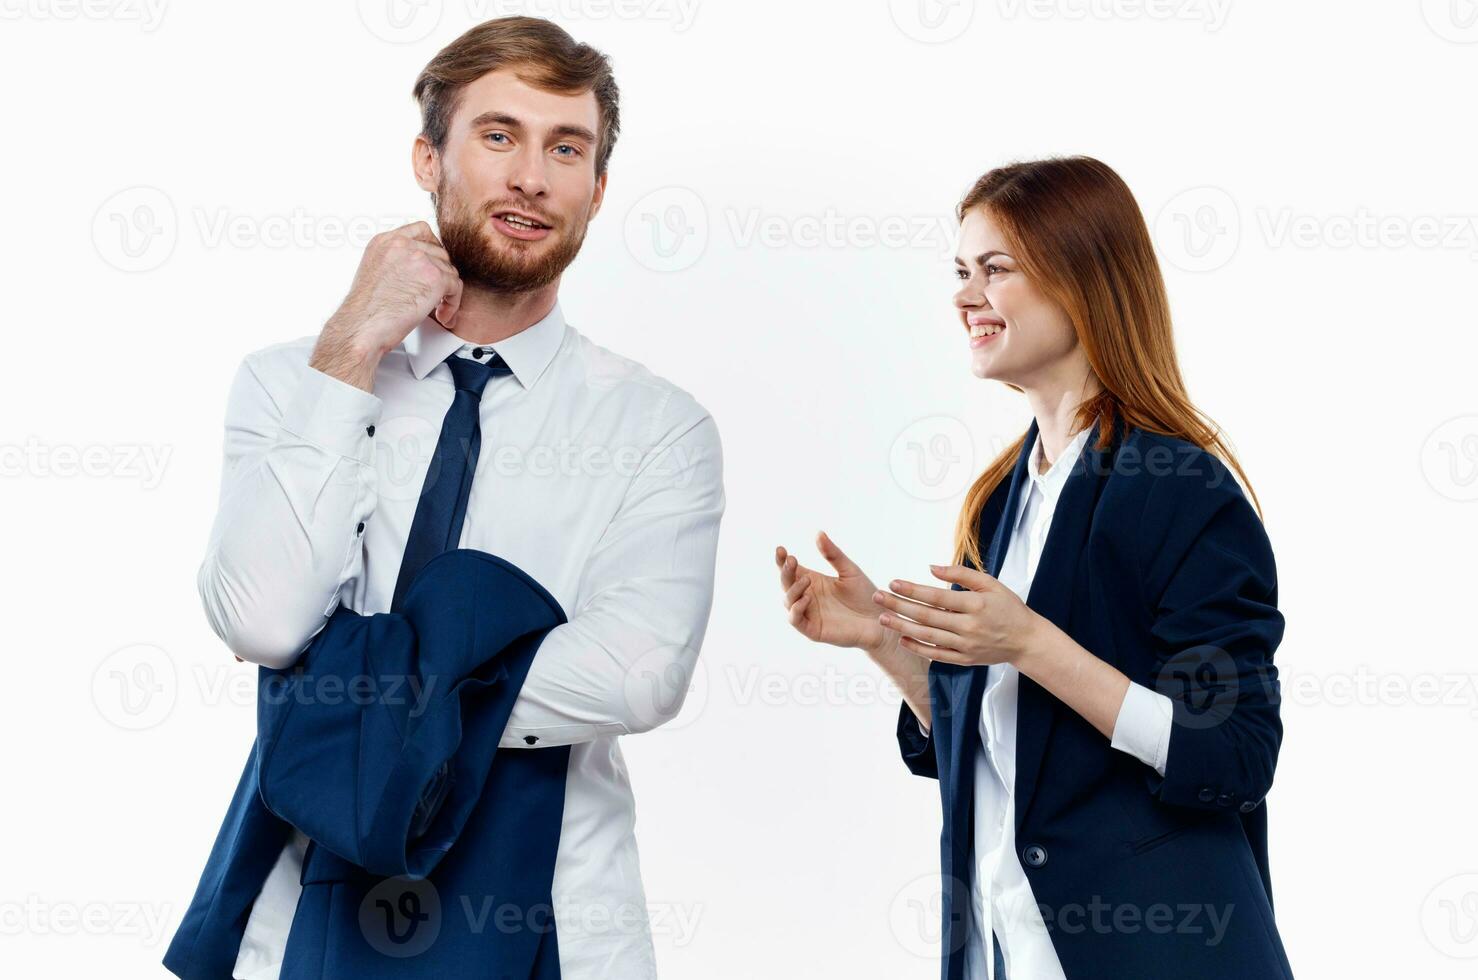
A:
[2, 0, 1476, 977]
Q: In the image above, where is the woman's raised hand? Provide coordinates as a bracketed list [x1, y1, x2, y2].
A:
[775, 531, 890, 653]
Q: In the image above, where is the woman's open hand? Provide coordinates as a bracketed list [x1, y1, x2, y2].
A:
[876, 564, 1046, 666]
[775, 531, 890, 653]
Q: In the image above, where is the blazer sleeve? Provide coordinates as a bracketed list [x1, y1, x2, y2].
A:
[1134, 453, 1285, 813]
[896, 702, 939, 779]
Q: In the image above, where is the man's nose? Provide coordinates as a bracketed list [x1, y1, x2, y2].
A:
[508, 148, 550, 197]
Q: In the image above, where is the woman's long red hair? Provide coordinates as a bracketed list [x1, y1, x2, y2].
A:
[952, 156, 1263, 569]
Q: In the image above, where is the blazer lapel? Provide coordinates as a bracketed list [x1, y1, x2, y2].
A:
[1012, 414, 1121, 828]
[944, 426, 1037, 825]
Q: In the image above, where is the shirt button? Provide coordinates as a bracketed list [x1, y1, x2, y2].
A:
[356, 521, 365, 534]
[365, 424, 375, 436]
[1022, 844, 1048, 868]
[473, 347, 488, 359]
[523, 735, 539, 745]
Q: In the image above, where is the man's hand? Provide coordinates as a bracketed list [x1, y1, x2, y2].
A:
[310, 222, 464, 391]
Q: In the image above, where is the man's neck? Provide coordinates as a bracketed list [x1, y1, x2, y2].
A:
[445, 281, 560, 345]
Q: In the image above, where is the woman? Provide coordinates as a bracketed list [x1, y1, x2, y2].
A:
[775, 157, 1292, 980]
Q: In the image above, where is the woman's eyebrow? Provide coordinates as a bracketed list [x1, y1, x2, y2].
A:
[955, 250, 1011, 266]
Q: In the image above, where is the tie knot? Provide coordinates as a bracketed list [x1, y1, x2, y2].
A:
[445, 350, 512, 396]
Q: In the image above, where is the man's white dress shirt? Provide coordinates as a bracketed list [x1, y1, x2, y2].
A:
[197, 303, 725, 980]
[924, 424, 1173, 980]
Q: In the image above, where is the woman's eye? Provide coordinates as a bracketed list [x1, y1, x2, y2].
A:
[985, 263, 1007, 276]
[954, 268, 969, 280]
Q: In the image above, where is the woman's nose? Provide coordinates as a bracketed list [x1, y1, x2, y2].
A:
[955, 284, 988, 310]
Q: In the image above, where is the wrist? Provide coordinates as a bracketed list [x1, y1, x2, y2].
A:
[1011, 611, 1055, 675]
[864, 628, 898, 661]
[323, 310, 393, 360]
[310, 324, 385, 393]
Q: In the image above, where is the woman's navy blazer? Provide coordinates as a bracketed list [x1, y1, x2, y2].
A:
[897, 415, 1294, 980]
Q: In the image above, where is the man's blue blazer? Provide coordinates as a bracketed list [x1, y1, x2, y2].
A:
[164, 549, 571, 979]
[897, 415, 1294, 980]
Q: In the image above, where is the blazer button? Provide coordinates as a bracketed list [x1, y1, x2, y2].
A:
[1216, 793, 1234, 807]
[1022, 844, 1048, 868]
[1197, 786, 1216, 803]
[1238, 800, 1258, 813]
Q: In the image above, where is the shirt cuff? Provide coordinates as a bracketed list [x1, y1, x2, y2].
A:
[280, 365, 383, 464]
[1110, 681, 1173, 777]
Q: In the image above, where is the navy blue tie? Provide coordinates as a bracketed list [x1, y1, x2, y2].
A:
[390, 348, 512, 614]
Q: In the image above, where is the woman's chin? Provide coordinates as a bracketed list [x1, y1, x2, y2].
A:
[969, 351, 1000, 380]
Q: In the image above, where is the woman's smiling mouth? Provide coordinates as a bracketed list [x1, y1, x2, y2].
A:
[967, 317, 1006, 348]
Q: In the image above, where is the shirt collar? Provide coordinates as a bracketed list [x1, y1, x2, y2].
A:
[1026, 422, 1094, 506]
[402, 301, 567, 390]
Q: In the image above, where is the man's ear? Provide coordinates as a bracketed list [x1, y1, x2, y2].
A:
[412, 134, 440, 194]
[588, 170, 608, 221]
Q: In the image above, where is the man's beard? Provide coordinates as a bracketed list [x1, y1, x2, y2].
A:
[435, 179, 590, 294]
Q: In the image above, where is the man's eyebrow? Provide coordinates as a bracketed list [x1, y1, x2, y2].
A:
[467, 111, 597, 144]
[953, 250, 1010, 265]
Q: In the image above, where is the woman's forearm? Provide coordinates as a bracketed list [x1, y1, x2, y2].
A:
[865, 632, 933, 731]
[1014, 614, 1131, 741]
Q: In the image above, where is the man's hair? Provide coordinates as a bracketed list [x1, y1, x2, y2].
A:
[412, 17, 621, 177]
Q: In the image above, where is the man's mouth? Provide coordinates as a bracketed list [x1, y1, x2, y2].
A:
[497, 212, 550, 230]
[490, 210, 554, 241]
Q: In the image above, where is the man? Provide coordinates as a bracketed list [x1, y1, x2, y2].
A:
[196, 17, 724, 978]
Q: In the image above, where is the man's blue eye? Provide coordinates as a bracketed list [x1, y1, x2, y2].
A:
[554, 144, 579, 156]
[486, 133, 509, 144]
